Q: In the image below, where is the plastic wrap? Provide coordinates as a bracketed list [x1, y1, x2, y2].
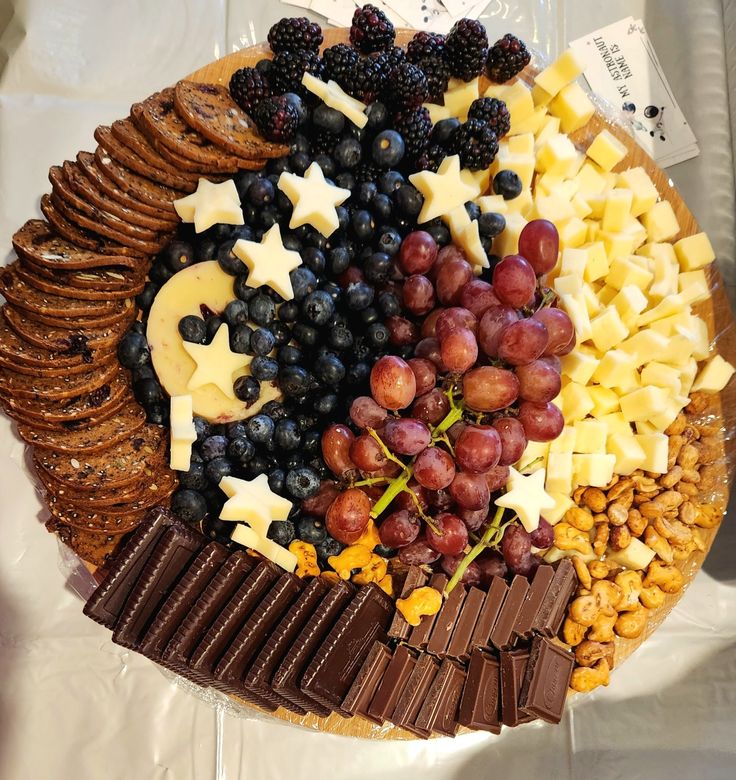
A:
[1, 1, 735, 778]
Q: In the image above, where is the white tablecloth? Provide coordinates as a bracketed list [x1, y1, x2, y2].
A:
[1, 2, 735, 778]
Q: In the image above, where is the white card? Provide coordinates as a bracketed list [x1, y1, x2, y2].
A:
[383, 0, 454, 33]
[309, 0, 356, 27]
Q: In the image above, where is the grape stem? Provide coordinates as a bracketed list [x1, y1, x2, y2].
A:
[518, 455, 544, 473]
[366, 427, 406, 469]
[353, 476, 391, 488]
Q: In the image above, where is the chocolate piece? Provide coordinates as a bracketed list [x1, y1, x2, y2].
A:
[342, 641, 393, 723]
[427, 583, 466, 657]
[366, 644, 417, 723]
[512, 565, 556, 642]
[519, 636, 574, 724]
[458, 649, 501, 734]
[391, 653, 441, 738]
[245, 578, 330, 714]
[301, 584, 393, 716]
[272, 580, 355, 716]
[446, 587, 486, 663]
[415, 658, 466, 737]
[387, 566, 428, 640]
[112, 523, 204, 649]
[489, 575, 529, 651]
[533, 559, 577, 638]
[500, 649, 536, 727]
[407, 573, 447, 649]
[469, 576, 509, 652]
[83, 508, 173, 629]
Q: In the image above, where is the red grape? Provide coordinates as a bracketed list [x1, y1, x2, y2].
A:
[398, 539, 441, 565]
[350, 396, 388, 430]
[402, 274, 436, 316]
[413, 446, 456, 490]
[408, 358, 437, 397]
[382, 418, 431, 456]
[475, 550, 508, 585]
[511, 551, 540, 577]
[492, 417, 527, 466]
[458, 505, 490, 532]
[350, 434, 388, 472]
[420, 309, 442, 338]
[440, 555, 482, 586]
[492, 254, 537, 308]
[463, 366, 519, 412]
[370, 355, 417, 410]
[539, 354, 562, 373]
[460, 279, 500, 318]
[515, 358, 562, 403]
[436, 257, 473, 305]
[484, 464, 510, 492]
[398, 230, 438, 274]
[428, 487, 454, 511]
[301, 480, 340, 517]
[518, 401, 565, 442]
[325, 488, 371, 544]
[430, 244, 466, 281]
[414, 337, 446, 372]
[440, 327, 478, 373]
[532, 307, 574, 355]
[386, 315, 420, 346]
[518, 219, 559, 275]
[392, 480, 429, 514]
[501, 523, 532, 571]
[447, 420, 466, 443]
[530, 517, 554, 548]
[497, 318, 548, 365]
[435, 307, 478, 342]
[556, 330, 576, 356]
[339, 266, 365, 287]
[378, 510, 420, 548]
[455, 425, 502, 472]
[478, 305, 520, 358]
[412, 387, 450, 425]
[321, 424, 356, 478]
[449, 471, 491, 510]
[425, 512, 469, 555]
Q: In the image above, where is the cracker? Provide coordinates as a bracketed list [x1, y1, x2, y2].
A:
[0, 318, 97, 371]
[16, 259, 145, 301]
[0, 358, 119, 401]
[46, 517, 134, 567]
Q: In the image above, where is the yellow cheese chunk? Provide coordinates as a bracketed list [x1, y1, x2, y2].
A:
[687, 317, 711, 362]
[169, 394, 196, 472]
[649, 399, 684, 432]
[640, 362, 682, 393]
[589, 387, 621, 418]
[459, 219, 489, 269]
[536, 134, 579, 176]
[444, 77, 480, 120]
[508, 133, 535, 156]
[560, 292, 592, 342]
[638, 293, 687, 326]
[649, 311, 696, 338]
[510, 106, 548, 136]
[691, 354, 736, 393]
[572, 193, 593, 220]
[596, 284, 618, 306]
[590, 306, 629, 352]
[592, 349, 639, 391]
[600, 231, 637, 262]
[561, 346, 599, 385]
[532, 83, 554, 107]
[674, 232, 716, 271]
[231, 524, 297, 572]
[617, 168, 658, 216]
[531, 194, 576, 224]
[585, 193, 606, 221]
[493, 211, 527, 257]
[485, 80, 534, 124]
[549, 425, 577, 454]
[554, 275, 582, 296]
[574, 162, 608, 195]
[519, 440, 550, 471]
[543, 492, 576, 525]
[535, 114, 561, 146]
[619, 386, 670, 423]
[545, 452, 573, 494]
[596, 411, 630, 436]
[635, 421, 657, 435]
[560, 382, 595, 423]
[491, 148, 537, 191]
[582, 241, 609, 282]
[606, 537, 656, 570]
[641, 200, 680, 242]
[678, 269, 710, 305]
[476, 194, 508, 214]
[424, 102, 452, 123]
[648, 252, 679, 301]
[573, 419, 607, 453]
[619, 329, 671, 367]
[301, 73, 368, 128]
[607, 433, 646, 475]
[635, 433, 669, 473]
[586, 129, 628, 172]
[605, 257, 654, 291]
[549, 82, 595, 133]
[620, 214, 648, 250]
[572, 453, 616, 488]
[534, 48, 585, 96]
[611, 286, 649, 329]
[559, 218, 588, 249]
[679, 358, 699, 396]
[602, 189, 633, 233]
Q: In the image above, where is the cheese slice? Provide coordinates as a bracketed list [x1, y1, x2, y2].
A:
[231, 524, 297, 572]
[691, 354, 736, 393]
[302, 73, 368, 128]
[220, 474, 292, 528]
[169, 394, 197, 471]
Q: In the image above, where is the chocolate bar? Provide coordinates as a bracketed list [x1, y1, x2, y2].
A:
[426, 583, 466, 657]
[341, 641, 393, 723]
[489, 575, 529, 651]
[301, 584, 393, 716]
[366, 644, 417, 723]
[468, 576, 508, 653]
[387, 566, 428, 640]
[272, 579, 355, 716]
[414, 658, 466, 737]
[245, 577, 330, 714]
[83, 508, 174, 629]
[407, 573, 447, 649]
[532, 559, 577, 638]
[391, 653, 440, 738]
[512, 565, 555, 642]
[112, 523, 204, 649]
[519, 636, 574, 724]
[458, 649, 501, 734]
[446, 586, 486, 663]
[500, 648, 537, 727]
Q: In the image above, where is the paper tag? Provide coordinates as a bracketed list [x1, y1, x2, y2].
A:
[569, 17, 699, 168]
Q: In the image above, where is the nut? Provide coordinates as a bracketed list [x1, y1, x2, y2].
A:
[699, 464, 719, 491]
[627, 508, 647, 537]
[696, 436, 720, 465]
[352, 552, 388, 586]
[639, 584, 666, 609]
[678, 500, 696, 526]
[607, 477, 634, 502]
[593, 523, 610, 557]
[660, 465, 683, 489]
[575, 640, 614, 668]
[678, 481, 699, 497]
[665, 413, 687, 436]
[588, 606, 618, 642]
[581, 487, 607, 513]
[572, 555, 592, 590]
[614, 570, 643, 611]
[607, 502, 629, 527]
[565, 506, 595, 532]
[570, 658, 610, 692]
[657, 490, 684, 510]
[554, 522, 594, 555]
[685, 392, 709, 414]
[592, 579, 622, 611]
[677, 443, 699, 470]
[609, 524, 632, 550]
[615, 605, 648, 639]
[643, 561, 684, 594]
[667, 435, 685, 469]
[588, 560, 610, 579]
[562, 617, 588, 646]
[640, 500, 663, 521]
[694, 504, 722, 528]
[652, 516, 693, 548]
[569, 594, 600, 627]
[290, 540, 321, 578]
[396, 586, 442, 627]
[643, 526, 674, 564]
[328, 544, 372, 580]
[680, 468, 701, 484]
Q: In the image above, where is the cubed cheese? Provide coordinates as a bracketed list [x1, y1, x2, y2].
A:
[678, 269, 710, 305]
[589, 387, 621, 417]
[532, 83, 554, 107]
[545, 452, 573, 494]
[573, 419, 608, 453]
[582, 241, 609, 282]
[561, 346, 599, 385]
[600, 231, 637, 261]
[691, 354, 736, 393]
[549, 82, 595, 133]
[581, 283, 602, 317]
[572, 193, 593, 220]
[572, 453, 616, 487]
[641, 200, 680, 242]
[649, 311, 696, 338]
[543, 492, 575, 525]
[444, 77, 480, 120]
[590, 306, 629, 352]
[535, 114, 561, 146]
[606, 257, 654, 291]
[574, 162, 608, 195]
[597, 411, 631, 436]
[688, 317, 711, 361]
[596, 284, 618, 306]
[560, 382, 595, 423]
[511, 105, 548, 135]
[638, 293, 687, 326]
[554, 274, 583, 296]
[585, 193, 606, 220]
[519, 440, 550, 471]
[674, 232, 716, 271]
[559, 217, 588, 249]
[560, 292, 592, 341]
[679, 358, 699, 396]
[476, 194, 508, 214]
[586, 129, 628, 172]
[606, 537, 656, 570]
[492, 211, 527, 257]
[635, 433, 669, 473]
[620, 386, 670, 422]
[607, 432, 647, 475]
[530, 194, 576, 224]
[534, 48, 585, 96]
[485, 80, 533, 122]
[619, 330, 671, 367]
[560, 247, 589, 276]
[617, 167, 659, 216]
[549, 425, 577, 454]
[640, 362, 682, 392]
[424, 102, 451, 124]
[491, 146, 536, 190]
[592, 349, 639, 391]
[536, 134, 579, 176]
[611, 286, 649, 329]
[648, 251, 679, 301]
[508, 133, 535, 156]
[602, 189, 633, 232]
[649, 399, 684, 432]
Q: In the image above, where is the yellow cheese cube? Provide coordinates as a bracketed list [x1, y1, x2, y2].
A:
[547, 179, 580, 202]
[535, 114, 561, 146]
[444, 77, 480, 120]
[572, 453, 616, 488]
[628, 253, 653, 272]
[561, 346, 599, 385]
[656, 333, 695, 367]
[590, 306, 629, 352]
[560, 292, 592, 341]
[485, 80, 533, 123]
[607, 433, 647, 475]
[641, 200, 680, 242]
[640, 362, 682, 393]
[549, 425, 576, 454]
[519, 440, 550, 471]
[600, 231, 637, 261]
[650, 400, 684, 432]
[597, 411, 630, 436]
[559, 217, 588, 249]
[581, 283, 602, 317]
[596, 284, 618, 306]
[648, 252, 679, 301]
[560, 382, 595, 423]
[691, 354, 736, 393]
[476, 194, 508, 214]
[534, 48, 585, 96]
[637, 241, 676, 262]
[619, 386, 670, 422]
[554, 274, 583, 296]
[638, 293, 687, 326]
[592, 349, 639, 391]
[688, 317, 711, 361]
[532, 83, 554, 107]
[536, 134, 579, 176]
[504, 189, 534, 217]
[617, 168, 659, 217]
[585, 219, 601, 243]
[602, 189, 634, 233]
[674, 232, 716, 271]
[605, 257, 654, 291]
[582, 242, 609, 282]
[572, 193, 593, 220]
[635, 433, 669, 473]
[545, 452, 573, 494]
[458, 219, 489, 269]
[679, 358, 699, 396]
[621, 214, 648, 250]
[635, 420, 656, 435]
[560, 247, 589, 276]
[612, 286, 649, 329]
[678, 269, 710, 305]
[424, 102, 451, 124]
[491, 147, 536, 190]
[543, 492, 575, 525]
[574, 162, 608, 195]
[589, 387, 621, 418]
[607, 537, 656, 570]
[584, 193, 606, 221]
[511, 105, 548, 136]
[586, 129, 628, 172]
[619, 329, 670, 367]
[573, 419, 608, 453]
[549, 82, 595, 133]
[508, 133, 535, 156]
[534, 173, 564, 198]
[493, 212, 527, 257]
[649, 311, 696, 338]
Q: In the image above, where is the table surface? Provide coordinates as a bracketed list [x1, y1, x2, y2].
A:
[1, 2, 735, 779]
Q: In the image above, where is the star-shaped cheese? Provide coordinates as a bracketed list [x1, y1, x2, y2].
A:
[232, 223, 302, 300]
[231, 523, 297, 572]
[173, 178, 244, 234]
[278, 162, 350, 237]
[302, 72, 368, 128]
[409, 155, 479, 224]
[219, 473, 292, 536]
[494, 467, 556, 534]
[181, 323, 249, 400]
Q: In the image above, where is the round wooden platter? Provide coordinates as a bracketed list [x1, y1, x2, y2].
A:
[182, 29, 736, 739]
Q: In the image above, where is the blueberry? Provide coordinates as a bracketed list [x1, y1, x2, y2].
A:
[251, 328, 276, 356]
[360, 306, 380, 326]
[259, 205, 280, 229]
[465, 201, 481, 222]
[314, 393, 338, 415]
[335, 171, 355, 190]
[289, 152, 311, 176]
[320, 281, 342, 304]
[372, 129, 405, 168]
[315, 536, 344, 563]
[336, 205, 350, 232]
[378, 170, 404, 194]
[278, 300, 299, 322]
[345, 281, 375, 311]
[376, 227, 402, 256]
[366, 101, 389, 131]
[314, 353, 346, 385]
[431, 117, 461, 145]
[249, 294, 276, 326]
[327, 326, 353, 351]
[285, 467, 320, 499]
[301, 290, 335, 326]
[230, 324, 253, 354]
[171, 489, 208, 524]
[395, 184, 424, 217]
[117, 331, 150, 368]
[267, 519, 295, 546]
[201, 435, 228, 461]
[279, 365, 311, 397]
[313, 103, 345, 134]
[227, 436, 255, 463]
[334, 136, 362, 169]
[194, 417, 212, 442]
[303, 429, 321, 454]
[267, 468, 286, 494]
[493, 169, 523, 200]
[313, 153, 336, 179]
[202, 517, 233, 545]
[357, 181, 378, 206]
[364, 252, 391, 283]
[282, 92, 307, 125]
[149, 261, 174, 285]
[371, 193, 392, 221]
[216, 240, 243, 275]
[133, 365, 155, 382]
[224, 299, 249, 328]
[478, 211, 506, 238]
[251, 356, 279, 381]
[279, 345, 303, 365]
[426, 221, 450, 246]
[261, 400, 289, 421]
[351, 209, 374, 241]
[304, 229, 328, 252]
[163, 239, 195, 273]
[377, 290, 400, 317]
[290, 267, 317, 301]
[206, 316, 224, 342]
[347, 361, 371, 385]
[270, 321, 292, 347]
[129, 321, 145, 335]
[267, 156, 291, 176]
[292, 323, 319, 348]
[275, 419, 301, 451]
[178, 461, 208, 490]
[367, 321, 390, 349]
[233, 375, 260, 402]
[245, 455, 270, 478]
[196, 238, 218, 261]
[284, 452, 305, 470]
[255, 58, 273, 77]
[235, 171, 259, 200]
[374, 544, 398, 558]
[247, 178, 275, 206]
[205, 456, 232, 483]
[134, 377, 162, 406]
[234, 275, 257, 301]
[245, 414, 275, 444]
[297, 516, 327, 545]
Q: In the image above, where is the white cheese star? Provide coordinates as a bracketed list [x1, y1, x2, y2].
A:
[494, 467, 556, 533]
[219, 473, 293, 535]
[181, 323, 250, 400]
[232, 223, 302, 301]
[409, 155, 480, 224]
[173, 178, 244, 234]
[277, 162, 350, 237]
[302, 72, 368, 128]
[231, 524, 297, 572]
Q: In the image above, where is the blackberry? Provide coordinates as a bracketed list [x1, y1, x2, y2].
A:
[322, 43, 359, 83]
[486, 33, 531, 83]
[310, 129, 339, 156]
[416, 143, 446, 172]
[229, 67, 272, 115]
[416, 55, 450, 103]
[467, 97, 511, 138]
[381, 46, 406, 73]
[254, 96, 299, 143]
[267, 16, 323, 54]
[406, 31, 445, 63]
[450, 118, 499, 170]
[383, 61, 428, 109]
[392, 106, 432, 160]
[353, 161, 380, 184]
[338, 53, 391, 103]
[271, 50, 324, 97]
[350, 3, 395, 54]
[444, 18, 488, 82]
